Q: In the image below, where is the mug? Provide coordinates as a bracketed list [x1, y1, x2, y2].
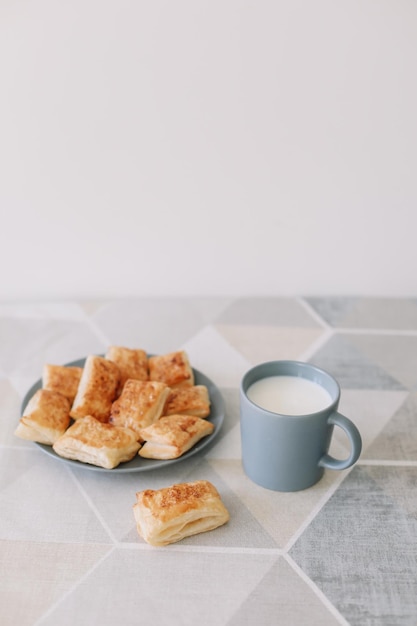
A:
[240, 360, 362, 492]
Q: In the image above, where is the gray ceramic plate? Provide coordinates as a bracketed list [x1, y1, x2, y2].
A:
[20, 357, 225, 473]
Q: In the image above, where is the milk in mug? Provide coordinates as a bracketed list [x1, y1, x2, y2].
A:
[246, 375, 333, 416]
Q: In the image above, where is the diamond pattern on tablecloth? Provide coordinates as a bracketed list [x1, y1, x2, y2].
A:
[213, 296, 329, 365]
[0, 317, 106, 397]
[333, 389, 408, 457]
[363, 391, 417, 460]
[0, 540, 112, 626]
[215, 297, 323, 327]
[226, 556, 341, 626]
[304, 297, 358, 327]
[305, 297, 417, 330]
[345, 334, 417, 391]
[182, 324, 252, 388]
[290, 465, 417, 626]
[214, 324, 326, 366]
[0, 449, 112, 544]
[90, 297, 232, 354]
[3, 296, 417, 626]
[38, 549, 281, 626]
[309, 334, 406, 390]
[209, 459, 344, 549]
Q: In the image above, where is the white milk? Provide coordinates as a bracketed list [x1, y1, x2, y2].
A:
[246, 375, 332, 416]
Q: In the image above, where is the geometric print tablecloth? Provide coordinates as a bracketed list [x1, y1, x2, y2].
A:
[1, 296, 417, 626]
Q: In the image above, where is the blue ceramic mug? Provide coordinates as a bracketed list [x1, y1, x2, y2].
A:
[240, 361, 362, 492]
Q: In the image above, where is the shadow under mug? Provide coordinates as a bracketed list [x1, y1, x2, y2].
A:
[240, 360, 362, 492]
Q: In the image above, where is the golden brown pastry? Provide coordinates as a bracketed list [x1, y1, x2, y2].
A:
[133, 480, 230, 546]
[42, 364, 83, 403]
[138, 414, 214, 459]
[105, 346, 148, 394]
[109, 379, 170, 438]
[15, 389, 71, 445]
[70, 355, 120, 422]
[53, 415, 141, 469]
[148, 351, 194, 389]
[163, 385, 210, 418]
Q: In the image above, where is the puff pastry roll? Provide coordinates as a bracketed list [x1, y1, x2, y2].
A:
[53, 415, 141, 469]
[105, 346, 148, 394]
[109, 379, 170, 438]
[138, 414, 214, 459]
[133, 480, 230, 546]
[163, 385, 210, 418]
[42, 364, 83, 403]
[148, 351, 194, 389]
[70, 355, 120, 422]
[15, 389, 71, 445]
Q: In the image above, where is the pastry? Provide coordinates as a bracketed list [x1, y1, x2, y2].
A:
[105, 346, 148, 394]
[109, 380, 170, 438]
[53, 415, 141, 469]
[163, 385, 210, 418]
[138, 414, 214, 459]
[70, 355, 120, 422]
[42, 364, 83, 403]
[133, 480, 230, 546]
[14, 389, 71, 445]
[148, 351, 194, 388]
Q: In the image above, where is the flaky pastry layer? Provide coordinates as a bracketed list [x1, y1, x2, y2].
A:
[138, 414, 214, 459]
[133, 480, 230, 546]
[53, 415, 140, 469]
[70, 355, 120, 422]
[105, 346, 148, 394]
[162, 385, 210, 418]
[109, 379, 170, 438]
[42, 364, 83, 403]
[148, 351, 194, 389]
[15, 389, 71, 445]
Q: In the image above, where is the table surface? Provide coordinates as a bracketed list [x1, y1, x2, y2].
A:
[2, 296, 417, 626]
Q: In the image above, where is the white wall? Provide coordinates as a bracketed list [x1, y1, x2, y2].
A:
[1, 0, 416, 299]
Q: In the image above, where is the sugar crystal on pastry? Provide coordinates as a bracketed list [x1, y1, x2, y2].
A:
[133, 480, 230, 546]
[15, 389, 71, 445]
[70, 355, 120, 422]
[138, 414, 214, 459]
[42, 364, 83, 403]
[105, 346, 148, 394]
[162, 385, 210, 418]
[109, 379, 170, 438]
[148, 351, 194, 388]
[53, 415, 141, 469]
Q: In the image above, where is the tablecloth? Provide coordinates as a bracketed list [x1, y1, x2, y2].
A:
[1, 296, 417, 625]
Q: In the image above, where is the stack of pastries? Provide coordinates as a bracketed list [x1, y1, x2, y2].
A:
[16, 347, 230, 546]
[15, 348, 214, 469]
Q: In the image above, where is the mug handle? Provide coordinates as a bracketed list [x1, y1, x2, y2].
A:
[319, 412, 362, 470]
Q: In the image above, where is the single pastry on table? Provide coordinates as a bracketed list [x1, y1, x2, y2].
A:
[138, 414, 214, 459]
[70, 355, 120, 422]
[105, 346, 148, 394]
[133, 480, 230, 546]
[42, 364, 83, 403]
[162, 385, 210, 418]
[53, 415, 141, 469]
[148, 350, 194, 389]
[109, 379, 170, 439]
[15, 389, 71, 445]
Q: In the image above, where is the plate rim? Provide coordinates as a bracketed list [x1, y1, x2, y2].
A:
[20, 355, 225, 473]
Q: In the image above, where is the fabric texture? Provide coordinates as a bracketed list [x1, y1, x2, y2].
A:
[1, 296, 417, 625]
